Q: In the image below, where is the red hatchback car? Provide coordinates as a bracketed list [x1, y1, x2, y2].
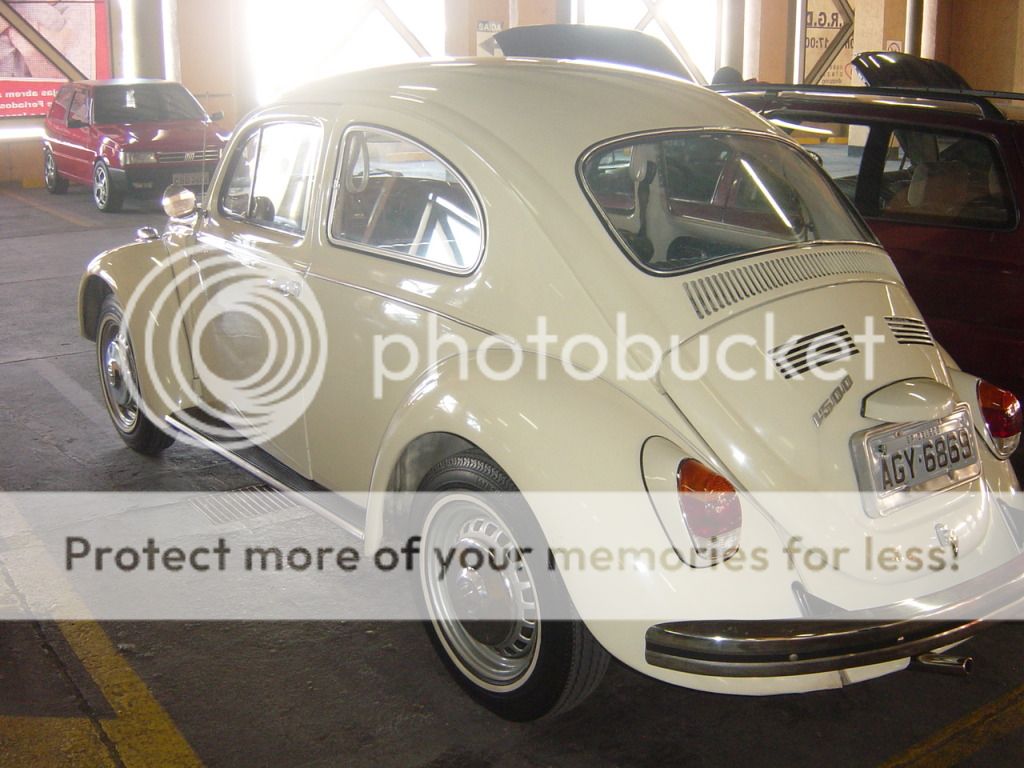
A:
[43, 79, 225, 212]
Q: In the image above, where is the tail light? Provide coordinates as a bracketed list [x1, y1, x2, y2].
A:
[977, 380, 1022, 458]
[676, 459, 742, 565]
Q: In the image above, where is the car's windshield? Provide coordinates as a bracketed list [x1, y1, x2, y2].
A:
[580, 130, 874, 273]
[93, 83, 206, 123]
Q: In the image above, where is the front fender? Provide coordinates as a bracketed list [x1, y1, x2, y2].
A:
[79, 241, 197, 420]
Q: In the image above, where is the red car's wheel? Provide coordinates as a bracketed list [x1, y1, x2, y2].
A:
[93, 160, 124, 213]
[43, 149, 69, 194]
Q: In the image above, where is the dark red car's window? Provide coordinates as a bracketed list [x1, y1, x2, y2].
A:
[68, 90, 90, 125]
[876, 128, 1014, 228]
[770, 116, 1015, 230]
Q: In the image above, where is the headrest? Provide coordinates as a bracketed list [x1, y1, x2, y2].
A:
[907, 161, 969, 209]
[629, 144, 659, 186]
[989, 163, 1003, 197]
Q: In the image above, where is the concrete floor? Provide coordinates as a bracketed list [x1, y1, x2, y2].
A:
[1, 183, 1022, 767]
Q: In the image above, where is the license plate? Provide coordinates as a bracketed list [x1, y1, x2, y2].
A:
[852, 404, 981, 517]
[172, 172, 209, 186]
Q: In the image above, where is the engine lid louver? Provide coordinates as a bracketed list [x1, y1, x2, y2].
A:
[683, 249, 883, 320]
[770, 325, 859, 379]
[885, 316, 934, 346]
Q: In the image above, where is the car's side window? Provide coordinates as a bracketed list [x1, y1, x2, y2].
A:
[765, 116, 864, 203]
[583, 147, 635, 213]
[54, 86, 74, 111]
[329, 128, 483, 271]
[875, 128, 1013, 228]
[219, 122, 321, 234]
[662, 135, 729, 205]
[68, 89, 90, 126]
[770, 115, 1013, 229]
[221, 131, 260, 218]
[248, 123, 320, 233]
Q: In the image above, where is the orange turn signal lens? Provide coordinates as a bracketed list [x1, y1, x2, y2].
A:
[676, 459, 741, 562]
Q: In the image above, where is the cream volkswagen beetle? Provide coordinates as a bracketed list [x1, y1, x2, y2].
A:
[79, 59, 1024, 720]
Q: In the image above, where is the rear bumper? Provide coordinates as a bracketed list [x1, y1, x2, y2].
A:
[646, 552, 1024, 678]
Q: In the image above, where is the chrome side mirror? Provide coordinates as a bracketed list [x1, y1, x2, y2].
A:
[135, 226, 160, 242]
[162, 184, 197, 218]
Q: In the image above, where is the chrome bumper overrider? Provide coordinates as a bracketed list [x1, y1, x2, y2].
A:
[646, 553, 1024, 678]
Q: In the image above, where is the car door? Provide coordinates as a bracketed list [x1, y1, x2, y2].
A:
[46, 85, 75, 173]
[177, 119, 325, 476]
[862, 123, 1024, 396]
[302, 124, 487, 498]
[64, 87, 95, 182]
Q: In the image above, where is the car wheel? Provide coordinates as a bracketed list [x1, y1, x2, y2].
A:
[416, 450, 608, 720]
[95, 294, 174, 455]
[92, 160, 123, 212]
[43, 149, 69, 194]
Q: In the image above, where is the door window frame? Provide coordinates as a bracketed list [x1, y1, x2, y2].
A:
[326, 123, 486, 276]
[217, 118, 324, 238]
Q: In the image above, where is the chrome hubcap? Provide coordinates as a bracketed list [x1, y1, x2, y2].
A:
[423, 496, 539, 687]
[94, 165, 108, 206]
[99, 321, 138, 430]
[45, 154, 55, 185]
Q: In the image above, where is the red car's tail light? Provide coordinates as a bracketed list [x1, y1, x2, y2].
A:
[676, 459, 742, 564]
[977, 380, 1022, 457]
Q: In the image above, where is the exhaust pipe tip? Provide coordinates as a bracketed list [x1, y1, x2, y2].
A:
[910, 652, 973, 676]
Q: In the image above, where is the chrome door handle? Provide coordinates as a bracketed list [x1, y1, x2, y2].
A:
[267, 278, 301, 297]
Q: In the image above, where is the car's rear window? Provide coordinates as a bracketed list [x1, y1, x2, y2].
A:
[93, 84, 205, 124]
[580, 130, 874, 273]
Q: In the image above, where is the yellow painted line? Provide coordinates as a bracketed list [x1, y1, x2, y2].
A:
[0, 495, 203, 767]
[56, 621, 204, 768]
[0, 186, 97, 229]
[882, 681, 1024, 767]
[0, 716, 118, 767]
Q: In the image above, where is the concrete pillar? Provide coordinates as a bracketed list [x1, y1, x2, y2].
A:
[742, 0, 761, 79]
[920, 0, 938, 58]
[111, 0, 166, 79]
[162, 0, 181, 81]
[721, 0, 746, 72]
[745, 0, 789, 82]
[905, 0, 923, 55]
[790, 0, 806, 83]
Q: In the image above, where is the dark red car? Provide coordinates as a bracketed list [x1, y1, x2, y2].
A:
[43, 79, 225, 212]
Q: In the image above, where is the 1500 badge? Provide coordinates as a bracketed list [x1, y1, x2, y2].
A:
[812, 375, 853, 427]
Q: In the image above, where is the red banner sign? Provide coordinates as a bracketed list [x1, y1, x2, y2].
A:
[0, 0, 110, 118]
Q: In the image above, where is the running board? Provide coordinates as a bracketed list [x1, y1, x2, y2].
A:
[165, 413, 366, 541]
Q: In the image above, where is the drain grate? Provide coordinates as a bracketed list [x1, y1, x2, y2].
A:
[190, 485, 301, 525]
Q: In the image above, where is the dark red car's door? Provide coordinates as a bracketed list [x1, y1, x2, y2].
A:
[864, 123, 1024, 398]
[64, 88, 95, 183]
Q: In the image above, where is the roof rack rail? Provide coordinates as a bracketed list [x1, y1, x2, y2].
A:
[708, 83, 1024, 120]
